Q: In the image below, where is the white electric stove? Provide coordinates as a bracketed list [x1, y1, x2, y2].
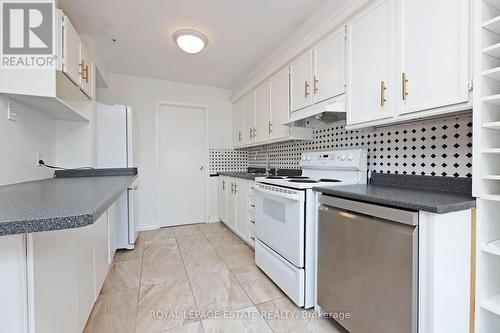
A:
[253, 149, 367, 308]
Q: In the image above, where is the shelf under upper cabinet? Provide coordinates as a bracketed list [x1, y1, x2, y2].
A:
[483, 15, 500, 35]
[483, 43, 500, 59]
[483, 121, 500, 130]
[482, 243, 500, 257]
[482, 94, 500, 105]
[481, 194, 500, 202]
[482, 67, 500, 82]
[482, 175, 500, 180]
[482, 148, 500, 154]
[481, 294, 500, 317]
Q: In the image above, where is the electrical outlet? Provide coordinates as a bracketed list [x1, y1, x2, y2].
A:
[7, 101, 17, 121]
[37, 152, 43, 167]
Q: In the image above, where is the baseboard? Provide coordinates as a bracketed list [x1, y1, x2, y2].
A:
[208, 217, 221, 223]
[136, 224, 160, 232]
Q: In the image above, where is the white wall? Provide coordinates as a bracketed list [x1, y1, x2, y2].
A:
[0, 97, 55, 186]
[97, 73, 233, 229]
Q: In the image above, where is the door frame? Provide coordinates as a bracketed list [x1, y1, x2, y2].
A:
[154, 100, 210, 227]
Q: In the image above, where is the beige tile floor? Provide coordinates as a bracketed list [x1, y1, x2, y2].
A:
[83, 222, 344, 333]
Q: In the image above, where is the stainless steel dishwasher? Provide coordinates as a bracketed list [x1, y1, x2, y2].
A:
[317, 194, 418, 333]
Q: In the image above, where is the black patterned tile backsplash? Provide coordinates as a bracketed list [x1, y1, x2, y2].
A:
[209, 149, 248, 174]
[210, 114, 473, 178]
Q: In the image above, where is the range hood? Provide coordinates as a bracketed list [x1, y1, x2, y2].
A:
[284, 94, 346, 128]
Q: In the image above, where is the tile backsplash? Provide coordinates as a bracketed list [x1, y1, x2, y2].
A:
[210, 113, 473, 178]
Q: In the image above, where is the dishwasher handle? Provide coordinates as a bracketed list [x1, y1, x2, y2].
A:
[319, 194, 418, 226]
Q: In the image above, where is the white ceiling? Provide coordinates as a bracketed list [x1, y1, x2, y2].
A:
[58, 0, 338, 89]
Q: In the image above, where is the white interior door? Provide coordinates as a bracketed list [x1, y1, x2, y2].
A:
[157, 103, 206, 227]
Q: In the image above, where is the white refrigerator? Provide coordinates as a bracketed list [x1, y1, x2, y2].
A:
[96, 102, 138, 249]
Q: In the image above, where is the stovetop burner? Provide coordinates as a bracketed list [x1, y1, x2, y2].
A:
[288, 179, 319, 183]
[286, 176, 309, 179]
[319, 179, 342, 182]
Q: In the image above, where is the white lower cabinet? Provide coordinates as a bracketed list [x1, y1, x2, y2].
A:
[218, 176, 229, 224]
[29, 224, 95, 333]
[0, 192, 125, 333]
[219, 176, 255, 248]
[107, 202, 118, 263]
[93, 211, 109, 299]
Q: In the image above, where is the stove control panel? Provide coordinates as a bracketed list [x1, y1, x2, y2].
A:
[300, 149, 367, 170]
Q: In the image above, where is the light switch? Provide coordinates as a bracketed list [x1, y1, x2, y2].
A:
[7, 101, 17, 121]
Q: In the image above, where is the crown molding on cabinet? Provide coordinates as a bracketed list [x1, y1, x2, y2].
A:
[230, 0, 371, 103]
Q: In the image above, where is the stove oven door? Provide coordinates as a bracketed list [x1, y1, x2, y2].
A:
[254, 183, 305, 268]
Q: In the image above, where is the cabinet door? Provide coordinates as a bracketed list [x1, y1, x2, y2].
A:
[233, 99, 244, 147]
[219, 176, 228, 223]
[347, 0, 395, 125]
[235, 179, 249, 239]
[313, 30, 346, 103]
[269, 67, 290, 140]
[79, 42, 93, 98]
[31, 225, 95, 333]
[270, 67, 291, 140]
[255, 80, 271, 143]
[398, 0, 469, 115]
[290, 51, 313, 112]
[227, 181, 237, 230]
[107, 202, 117, 263]
[64, 16, 81, 85]
[243, 91, 256, 144]
[94, 212, 109, 298]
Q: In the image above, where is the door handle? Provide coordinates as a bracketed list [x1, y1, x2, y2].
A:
[402, 73, 408, 101]
[380, 81, 387, 107]
[313, 76, 319, 94]
[222, 180, 226, 190]
[304, 80, 310, 98]
[200, 166, 204, 171]
[268, 121, 272, 135]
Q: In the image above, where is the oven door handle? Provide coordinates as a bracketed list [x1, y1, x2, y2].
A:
[255, 184, 305, 202]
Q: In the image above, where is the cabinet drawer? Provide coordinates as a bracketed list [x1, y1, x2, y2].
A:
[249, 182, 256, 196]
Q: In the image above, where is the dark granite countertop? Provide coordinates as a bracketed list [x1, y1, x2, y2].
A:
[313, 173, 475, 214]
[0, 175, 136, 236]
[218, 168, 302, 180]
[218, 172, 267, 180]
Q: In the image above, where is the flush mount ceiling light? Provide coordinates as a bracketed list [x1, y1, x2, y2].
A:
[173, 29, 208, 54]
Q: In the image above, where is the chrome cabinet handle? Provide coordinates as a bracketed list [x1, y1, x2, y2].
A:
[314, 76, 319, 94]
[305, 80, 310, 98]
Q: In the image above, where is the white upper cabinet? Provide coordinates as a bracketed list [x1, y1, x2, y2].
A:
[397, 0, 469, 115]
[243, 91, 256, 145]
[313, 30, 346, 103]
[269, 67, 292, 140]
[233, 98, 244, 147]
[255, 80, 271, 142]
[290, 51, 314, 112]
[348, 0, 395, 125]
[64, 18, 82, 86]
